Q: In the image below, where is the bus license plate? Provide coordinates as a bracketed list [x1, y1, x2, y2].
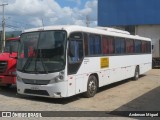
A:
[30, 86, 39, 90]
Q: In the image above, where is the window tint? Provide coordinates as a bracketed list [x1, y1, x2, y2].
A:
[142, 41, 147, 53]
[135, 40, 142, 53]
[89, 34, 101, 55]
[108, 37, 115, 54]
[102, 36, 114, 54]
[115, 38, 125, 54]
[84, 33, 89, 56]
[69, 32, 151, 57]
[126, 39, 134, 53]
[68, 32, 84, 75]
[102, 36, 108, 54]
[147, 41, 151, 53]
[69, 40, 83, 63]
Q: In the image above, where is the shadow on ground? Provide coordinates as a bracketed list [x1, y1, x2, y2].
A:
[110, 86, 160, 119]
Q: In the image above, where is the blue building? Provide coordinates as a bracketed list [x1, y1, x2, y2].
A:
[98, 0, 160, 26]
[98, 0, 160, 58]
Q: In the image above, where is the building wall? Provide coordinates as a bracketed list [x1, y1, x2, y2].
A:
[136, 25, 160, 58]
[98, 0, 160, 26]
[0, 31, 1, 51]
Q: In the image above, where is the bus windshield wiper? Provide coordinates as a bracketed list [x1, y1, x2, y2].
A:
[39, 49, 48, 74]
[22, 57, 33, 72]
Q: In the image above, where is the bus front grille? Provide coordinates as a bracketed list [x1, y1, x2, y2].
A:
[22, 79, 50, 85]
[24, 89, 49, 96]
[0, 61, 7, 74]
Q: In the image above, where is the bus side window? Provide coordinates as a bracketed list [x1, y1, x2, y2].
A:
[108, 37, 115, 54]
[89, 34, 101, 55]
[115, 37, 125, 54]
[68, 40, 83, 63]
[102, 36, 108, 54]
[147, 42, 151, 53]
[84, 33, 89, 56]
[147, 41, 151, 53]
[126, 39, 134, 53]
[142, 41, 147, 53]
[135, 40, 142, 53]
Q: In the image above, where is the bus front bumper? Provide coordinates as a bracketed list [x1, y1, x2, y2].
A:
[17, 81, 68, 98]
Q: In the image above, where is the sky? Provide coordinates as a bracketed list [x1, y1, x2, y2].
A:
[0, 0, 98, 31]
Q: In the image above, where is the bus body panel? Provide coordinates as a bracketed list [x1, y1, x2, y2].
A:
[16, 25, 152, 98]
[75, 54, 152, 88]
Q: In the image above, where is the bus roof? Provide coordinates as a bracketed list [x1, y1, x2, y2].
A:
[24, 25, 151, 41]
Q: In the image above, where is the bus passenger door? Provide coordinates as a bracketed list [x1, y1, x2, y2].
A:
[68, 32, 85, 95]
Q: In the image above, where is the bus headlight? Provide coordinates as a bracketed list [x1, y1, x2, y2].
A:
[17, 75, 22, 82]
[50, 71, 65, 83]
[58, 71, 64, 80]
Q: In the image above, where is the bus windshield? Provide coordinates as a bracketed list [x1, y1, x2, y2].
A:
[4, 40, 19, 52]
[17, 30, 67, 73]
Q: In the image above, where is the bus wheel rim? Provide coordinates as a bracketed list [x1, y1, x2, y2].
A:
[88, 80, 96, 95]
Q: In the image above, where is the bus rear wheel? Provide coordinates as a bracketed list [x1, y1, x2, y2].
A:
[84, 75, 98, 98]
[133, 66, 139, 80]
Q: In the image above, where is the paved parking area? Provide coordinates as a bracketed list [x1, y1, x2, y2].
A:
[0, 69, 159, 119]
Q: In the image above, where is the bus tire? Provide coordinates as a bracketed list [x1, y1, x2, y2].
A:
[133, 66, 139, 80]
[84, 75, 98, 98]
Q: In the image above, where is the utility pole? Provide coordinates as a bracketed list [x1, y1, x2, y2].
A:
[86, 15, 90, 27]
[41, 17, 44, 28]
[0, 3, 8, 52]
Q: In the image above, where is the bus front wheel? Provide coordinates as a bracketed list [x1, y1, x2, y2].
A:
[84, 75, 98, 98]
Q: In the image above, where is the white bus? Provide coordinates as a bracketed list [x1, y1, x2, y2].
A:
[16, 25, 152, 98]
